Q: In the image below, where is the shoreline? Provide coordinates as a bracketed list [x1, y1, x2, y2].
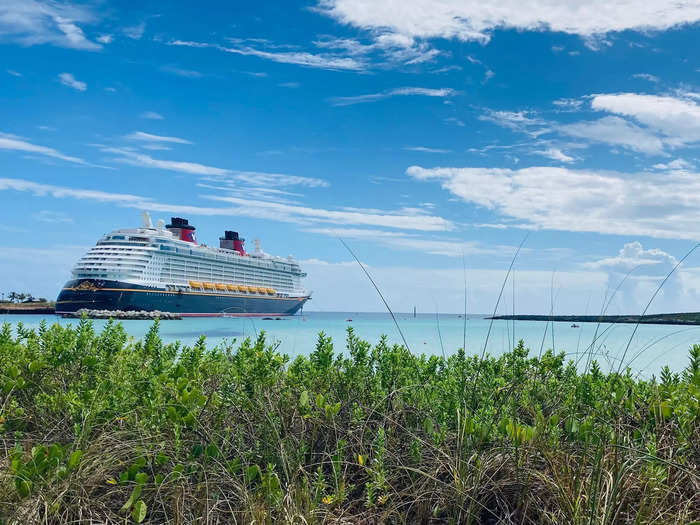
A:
[489, 312, 700, 325]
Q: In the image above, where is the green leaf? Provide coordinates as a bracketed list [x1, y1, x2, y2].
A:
[48, 443, 64, 462]
[68, 450, 82, 470]
[28, 360, 42, 373]
[134, 472, 149, 485]
[131, 500, 147, 523]
[246, 464, 260, 482]
[120, 485, 142, 513]
[16, 479, 31, 498]
[660, 401, 672, 419]
[82, 355, 98, 367]
[299, 390, 310, 410]
[167, 406, 178, 422]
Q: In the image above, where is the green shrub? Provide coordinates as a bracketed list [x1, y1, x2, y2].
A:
[0, 320, 698, 524]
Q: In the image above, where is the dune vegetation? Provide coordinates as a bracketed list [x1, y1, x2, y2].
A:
[0, 319, 698, 524]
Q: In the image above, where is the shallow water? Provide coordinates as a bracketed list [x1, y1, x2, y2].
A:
[1, 312, 697, 377]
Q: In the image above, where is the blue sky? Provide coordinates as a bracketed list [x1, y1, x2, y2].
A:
[1, 0, 700, 313]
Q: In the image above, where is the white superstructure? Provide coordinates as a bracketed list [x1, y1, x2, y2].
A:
[71, 214, 307, 297]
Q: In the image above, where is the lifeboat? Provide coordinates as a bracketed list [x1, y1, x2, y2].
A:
[266, 288, 275, 295]
[257, 287, 267, 294]
[189, 280, 202, 289]
[202, 282, 215, 290]
[215, 283, 227, 291]
[226, 284, 237, 292]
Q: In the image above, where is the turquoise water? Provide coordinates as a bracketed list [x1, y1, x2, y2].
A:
[1, 312, 697, 377]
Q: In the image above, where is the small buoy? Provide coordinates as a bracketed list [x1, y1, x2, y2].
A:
[346, 318, 352, 322]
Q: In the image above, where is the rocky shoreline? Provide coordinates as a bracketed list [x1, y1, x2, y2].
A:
[61, 309, 182, 320]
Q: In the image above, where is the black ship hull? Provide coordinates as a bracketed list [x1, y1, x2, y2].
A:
[56, 279, 309, 317]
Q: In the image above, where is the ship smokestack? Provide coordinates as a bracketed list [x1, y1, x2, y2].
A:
[220, 230, 245, 255]
[166, 217, 197, 243]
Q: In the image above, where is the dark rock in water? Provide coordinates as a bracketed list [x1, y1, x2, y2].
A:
[61, 309, 181, 320]
[262, 317, 274, 320]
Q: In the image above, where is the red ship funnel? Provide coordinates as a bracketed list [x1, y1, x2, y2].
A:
[220, 230, 246, 255]
[166, 217, 197, 244]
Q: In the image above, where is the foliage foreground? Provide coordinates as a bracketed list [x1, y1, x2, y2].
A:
[0, 319, 698, 524]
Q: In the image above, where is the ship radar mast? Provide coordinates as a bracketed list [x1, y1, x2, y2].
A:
[141, 211, 153, 229]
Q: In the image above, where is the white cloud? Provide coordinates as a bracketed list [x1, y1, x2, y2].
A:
[483, 92, 700, 156]
[160, 65, 203, 78]
[591, 92, 700, 146]
[207, 195, 453, 231]
[651, 158, 694, 171]
[217, 171, 329, 188]
[140, 111, 164, 120]
[278, 82, 300, 88]
[0, 0, 101, 50]
[7, 69, 21, 76]
[125, 131, 193, 144]
[169, 40, 365, 71]
[303, 226, 499, 256]
[33, 210, 73, 223]
[404, 146, 452, 153]
[444, 117, 465, 127]
[330, 87, 457, 106]
[0, 178, 146, 203]
[0, 132, 85, 164]
[479, 109, 548, 136]
[102, 147, 231, 176]
[406, 164, 700, 240]
[553, 98, 584, 111]
[0, 177, 453, 233]
[585, 241, 687, 312]
[140, 144, 172, 151]
[313, 34, 440, 66]
[533, 148, 575, 163]
[58, 72, 86, 91]
[586, 241, 678, 271]
[317, 0, 700, 44]
[96, 34, 112, 44]
[558, 116, 665, 154]
[632, 73, 659, 83]
[123, 22, 145, 39]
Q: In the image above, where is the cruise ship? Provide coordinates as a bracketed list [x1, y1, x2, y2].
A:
[56, 213, 310, 316]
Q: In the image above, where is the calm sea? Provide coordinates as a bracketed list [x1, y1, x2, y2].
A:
[1, 312, 697, 377]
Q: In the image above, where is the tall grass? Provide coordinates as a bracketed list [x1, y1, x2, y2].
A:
[0, 318, 698, 524]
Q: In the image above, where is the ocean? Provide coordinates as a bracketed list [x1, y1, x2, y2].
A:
[1, 312, 697, 377]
